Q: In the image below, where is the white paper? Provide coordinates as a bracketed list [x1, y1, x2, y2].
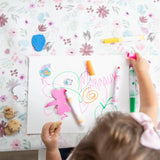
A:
[27, 56, 129, 134]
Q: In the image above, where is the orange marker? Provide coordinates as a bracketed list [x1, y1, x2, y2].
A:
[86, 60, 95, 76]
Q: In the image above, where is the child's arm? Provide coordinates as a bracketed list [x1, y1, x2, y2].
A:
[41, 122, 62, 160]
[128, 53, 159, 127]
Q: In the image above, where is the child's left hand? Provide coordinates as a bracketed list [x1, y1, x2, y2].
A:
[41, 122, 61, 152]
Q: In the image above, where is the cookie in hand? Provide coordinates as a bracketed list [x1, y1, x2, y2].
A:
[50, 121, 62, 133]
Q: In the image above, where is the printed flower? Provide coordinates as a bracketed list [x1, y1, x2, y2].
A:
[96, 5, 109, 18]
[86, 6, 94, 13]
[25, 20, 28, 24]
[50, 49, 56, 55]
[4, 48, 10, 54]
[55, 3, 62, 10]
[54, 0, 62, 3]
[29, 3, 35, 8]
[148, 13, 153, 18]
[141, 27, 149, 34]
[139, 16, 147, 23]
[0, 120, 6, 137]
[38, 24, 47, 32]
[67, 48, 76, 56]
[48, 22, 53, 26]
[63, 38, 71, 45]
[113, 20, 121, 28]
[126, 11, 129, 15]
[74, 34, 78, 38]
[154, 0, 160, 3]
[0, 13, 8, 27]
[6, 79, 20, 91]
[80, 43, 93, 56]
[19, 60, 23, 64]
[9, 29, 17, 37]
[77, 4, 85, 10]
[0, 95, 7, 102]
[19, 74, 25, 80]
[11, 139, 22, 150]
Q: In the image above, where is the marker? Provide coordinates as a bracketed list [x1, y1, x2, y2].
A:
[112, 66, 120, 110]
[103, 35, 145, 44]
[86, 60, 95, 76]
[129, 65, 136, 112]
[65, 91, 85, 127]
[127, 52, 137, 60]
[127, 52, 151, 64]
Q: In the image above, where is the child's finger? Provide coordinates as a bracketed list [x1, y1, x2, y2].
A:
[53, 126, 61, 137]
[128, 58, 136, 67]
[134, 52, 141, 60]
[42, 122, 54, 137]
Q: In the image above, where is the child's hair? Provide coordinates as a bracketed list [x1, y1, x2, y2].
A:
[70, 112, 160, 160]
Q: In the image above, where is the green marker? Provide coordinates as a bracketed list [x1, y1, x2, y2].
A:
[129, 66, 136, 112]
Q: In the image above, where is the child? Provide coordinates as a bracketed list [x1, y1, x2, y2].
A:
[41, 53, 160, 160]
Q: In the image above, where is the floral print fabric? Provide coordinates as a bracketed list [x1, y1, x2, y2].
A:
[0, 0, 160, 151]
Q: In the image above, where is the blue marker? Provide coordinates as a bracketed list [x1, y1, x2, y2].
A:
[129, 65, 136, 112]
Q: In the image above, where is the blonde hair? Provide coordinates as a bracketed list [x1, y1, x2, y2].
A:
[70, 112, 160, 160]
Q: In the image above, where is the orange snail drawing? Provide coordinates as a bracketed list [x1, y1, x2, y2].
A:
[82, 87, 98, 104]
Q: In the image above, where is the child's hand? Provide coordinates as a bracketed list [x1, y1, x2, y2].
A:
[41, 122, 61, 152]
[128, 52, 150, 75]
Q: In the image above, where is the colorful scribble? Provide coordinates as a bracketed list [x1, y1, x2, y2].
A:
[52, 71, 91, 103]
[94, 97, 118, 119]
[82, 87, 98, 103]
[80, 71, 116, 91]
[41, 78, 53, 98]
[43, 103, 56, 116]
[41, 68, 117, 119]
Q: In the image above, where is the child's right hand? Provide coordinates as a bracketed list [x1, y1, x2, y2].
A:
[128, 52, 150, 75]
[41, 122, 61, 152]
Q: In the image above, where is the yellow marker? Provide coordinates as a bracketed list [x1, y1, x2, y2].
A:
[86, 60, 95, 76]
[103, 35, 145, 44]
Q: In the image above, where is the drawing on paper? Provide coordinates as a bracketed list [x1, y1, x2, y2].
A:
[41, 67, 117, 120]
[27, 56, 129, 134]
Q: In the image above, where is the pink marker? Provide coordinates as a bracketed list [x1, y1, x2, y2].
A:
[112, 66, 120, 109]
[127, 52, 137, 60]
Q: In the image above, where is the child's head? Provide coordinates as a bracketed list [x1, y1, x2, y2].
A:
[69, 112, 160, 160]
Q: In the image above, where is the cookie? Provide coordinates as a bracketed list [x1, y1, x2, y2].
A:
[4, 106, 15, 119]
[5, 126, 14, 135]
[50, 121, 62, 133]
[7, 119, 20, 133]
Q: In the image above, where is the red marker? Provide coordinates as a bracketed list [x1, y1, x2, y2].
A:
[127, 52, 137, 60]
